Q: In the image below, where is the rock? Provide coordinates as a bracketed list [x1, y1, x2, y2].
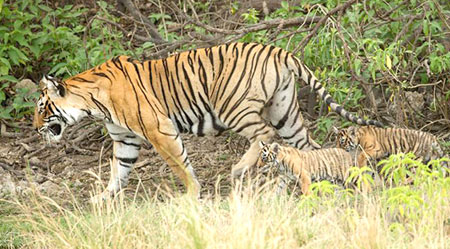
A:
[388, 91, 425, 115]
[28, 156, 41, 166]
[73, 179, 83, 189]
[16, 180, 35, 196]
[38, 180, 61, 196]
[0, 172, 16, 198]
[405, 91, 425, 112]
[14, 79, 38, 95]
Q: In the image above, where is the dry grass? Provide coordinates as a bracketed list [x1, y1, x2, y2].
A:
[3, 156, 450, 249]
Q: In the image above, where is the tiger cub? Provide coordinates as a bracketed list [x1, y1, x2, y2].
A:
[257, 141, 354, 195]
[334, 126, 447, 168]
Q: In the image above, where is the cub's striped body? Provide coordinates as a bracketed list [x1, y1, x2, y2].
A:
[335, 126, 446, 167]
[33, 42, 380, 199]
[257, 142, 354, 195]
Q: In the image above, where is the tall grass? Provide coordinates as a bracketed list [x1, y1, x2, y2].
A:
[4, 154, 450, 249]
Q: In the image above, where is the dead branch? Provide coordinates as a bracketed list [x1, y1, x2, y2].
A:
[91, 15, 157, 43]
[294, 0, 358, 53]
[116, 0, 166, 44]
[171, 2, 321, 36]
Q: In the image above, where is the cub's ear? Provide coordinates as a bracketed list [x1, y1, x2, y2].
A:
[41, 75, 65, 98]
[271, 142, 280, 153]
[348, 126, 356, 135]
[259, 141, 267, 148]
[332, 126, 339, 134]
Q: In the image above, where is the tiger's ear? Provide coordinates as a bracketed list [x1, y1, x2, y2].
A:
[271, 143, 280, 153]
[348, 126, 356, 136]
[332, 126, 339, 134]
[259, 141, 267, 148]
[41, 75, 65, 98]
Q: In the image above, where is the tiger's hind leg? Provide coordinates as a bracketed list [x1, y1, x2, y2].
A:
[93, 122, 143, 202]
[268, 73, 320, 150]
[223, 106, 277, 179]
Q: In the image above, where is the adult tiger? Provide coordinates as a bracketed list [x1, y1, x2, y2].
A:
[33, 42, 381, 200]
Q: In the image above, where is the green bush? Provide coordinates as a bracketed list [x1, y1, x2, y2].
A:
[0, 0, 144, 121]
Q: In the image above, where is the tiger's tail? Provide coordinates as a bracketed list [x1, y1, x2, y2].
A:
[288, 55, 383, 127]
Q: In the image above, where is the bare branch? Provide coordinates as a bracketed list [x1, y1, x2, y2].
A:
[170, 2, 321, 36]
[294, 0, 358, 53]
[116, 0, 166, 44]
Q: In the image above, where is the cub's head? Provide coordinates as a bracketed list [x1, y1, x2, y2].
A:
[257, 141, 281, 173]
[33, 75, 85, 142]
[333, 126, 358, 152]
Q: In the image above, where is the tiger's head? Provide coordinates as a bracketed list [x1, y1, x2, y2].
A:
[33, 75, 87, 143]
[333, 126, 359, 152]
[257, 141, 281, 173]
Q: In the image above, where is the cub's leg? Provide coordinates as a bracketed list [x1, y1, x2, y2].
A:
[146, 119, 201, 197]
[94, 123, 143, 201]
[357, 140, 383, 167]
[226, 108, 276, 179]
[299, 170, 312, 195]
[276, 175, 290, 194]
[268, 73, 320, 151]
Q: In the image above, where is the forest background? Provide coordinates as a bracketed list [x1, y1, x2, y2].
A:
[0, 0, 449, 248]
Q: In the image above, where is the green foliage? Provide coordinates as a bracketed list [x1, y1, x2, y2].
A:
[0, 0, 139, 79]
[376, 152, 450, 223]
[0, 0, 140, 121]
[0, 83, 39, 120]
[384, 185, 424, 220]
[310, 180, 339, 197]
[346, 166, 375, 192]
[379, 153, 419, 186]
[234, 0, 449, 127]
[380, 152, 450, 186]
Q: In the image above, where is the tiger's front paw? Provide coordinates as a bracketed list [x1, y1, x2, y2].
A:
[90, 190, 113, 205]
[231, 166, 248, 180]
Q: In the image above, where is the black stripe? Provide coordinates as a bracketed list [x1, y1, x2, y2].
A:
[90, 93, 112, 121]
[281, 126, 304, 140]
[234, 121, 262, 133]
[117, 140, 141, 148]
[118, 162, 131, 168]
[260, 45, 275, 98]
[71, 76, 95, 83]
[116, 157, 138, 164]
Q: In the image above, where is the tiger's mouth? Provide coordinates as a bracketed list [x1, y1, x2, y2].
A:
[39, 120, 66, 142]
[48, 123, 62, 136]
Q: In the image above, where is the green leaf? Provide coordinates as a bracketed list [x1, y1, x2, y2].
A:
[423, 19, 429, 36]
[29, 44, 41, 58]
[354, 58, 362, 76]
[7, 48, 19, 65]
[0, 65, 8, 75]
[0, 75, 18, 82]
[9, 46, 28, 63]
[0, 57, 11, 69]
[0, 106, 13, 119]
[38, 4, 52, 12]
[386, 55, 392, 70]
[13, 20, 23, 30]
[12, 32, 28, 47]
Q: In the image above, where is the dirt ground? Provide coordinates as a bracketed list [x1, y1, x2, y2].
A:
[0, 111, 448, 203]
[0, 119, 253, 202]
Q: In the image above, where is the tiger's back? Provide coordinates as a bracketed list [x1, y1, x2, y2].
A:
[278, 146, 354, 183]
[258, 142, 354, 194]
